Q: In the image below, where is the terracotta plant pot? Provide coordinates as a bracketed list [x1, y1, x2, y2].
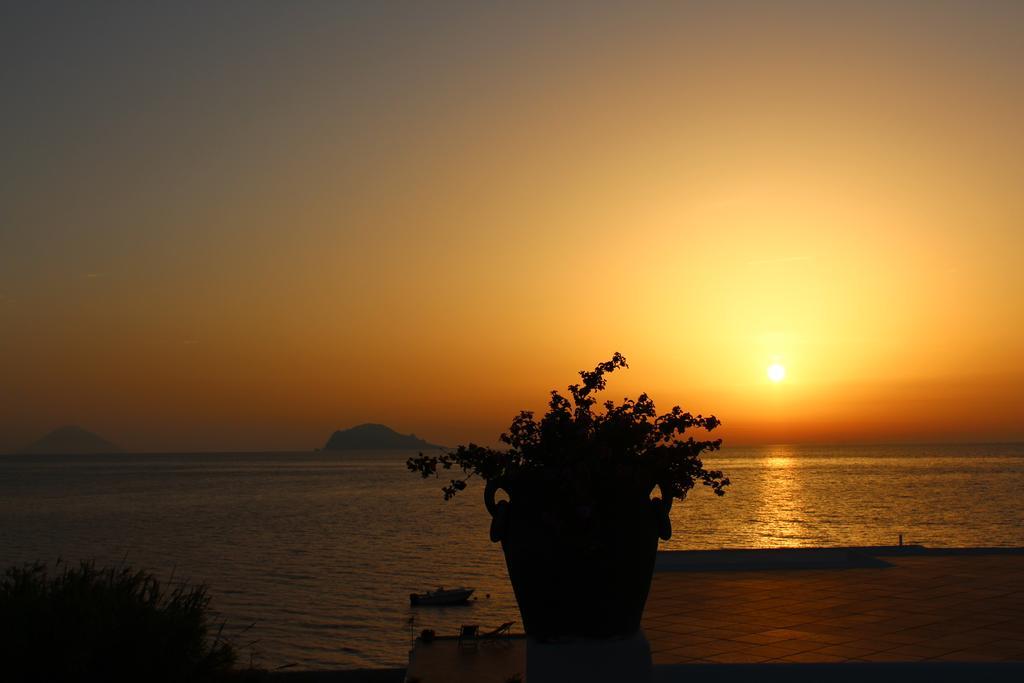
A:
[485, 474, 673, 640]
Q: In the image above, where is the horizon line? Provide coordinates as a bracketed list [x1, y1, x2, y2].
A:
[3, 438, 1023, 456]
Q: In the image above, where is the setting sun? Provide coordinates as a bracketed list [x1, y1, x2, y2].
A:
[767, 364, 786, 383]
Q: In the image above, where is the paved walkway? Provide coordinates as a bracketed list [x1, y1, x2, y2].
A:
[644, 552, 1024, 664]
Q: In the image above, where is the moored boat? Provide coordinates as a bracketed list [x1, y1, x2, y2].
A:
[409, 586, 474, 606]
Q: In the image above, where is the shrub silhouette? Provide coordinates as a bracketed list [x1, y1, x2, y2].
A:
[0, 560, 235, 682]
[409, 352, 728, 508]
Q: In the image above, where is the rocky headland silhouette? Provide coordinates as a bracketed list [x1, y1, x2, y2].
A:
[324, 423, 444, 451]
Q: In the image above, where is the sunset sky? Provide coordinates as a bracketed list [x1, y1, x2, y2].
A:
[2, 2, 1022, 452]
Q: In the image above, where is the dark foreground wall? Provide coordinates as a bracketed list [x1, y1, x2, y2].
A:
[257, 669, 404, 682]
[655, 662, 1024, 682]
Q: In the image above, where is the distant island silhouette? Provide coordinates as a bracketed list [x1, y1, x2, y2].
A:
[323, 423, 444, 451]
[20, 426, 122, 455]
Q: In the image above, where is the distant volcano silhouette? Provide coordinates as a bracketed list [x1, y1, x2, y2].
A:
[21, 426, 122, 454]
[324, 423, 444, 451]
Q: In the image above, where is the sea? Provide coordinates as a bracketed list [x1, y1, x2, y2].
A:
[1, 443, 1022, 670]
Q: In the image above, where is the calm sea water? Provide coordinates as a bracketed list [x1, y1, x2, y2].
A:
[1, 443, 1022, 669]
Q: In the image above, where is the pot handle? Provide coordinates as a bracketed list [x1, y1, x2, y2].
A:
[484, 479, 510, 544]
[652, 483, 673, 541]
[483, 479, 502, 516]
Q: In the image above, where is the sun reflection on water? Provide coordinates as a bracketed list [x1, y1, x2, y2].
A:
[765, 447, 794, 470]
[752, 445, 812, 547]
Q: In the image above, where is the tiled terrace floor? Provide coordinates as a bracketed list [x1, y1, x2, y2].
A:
[644, 553, 1024, 664]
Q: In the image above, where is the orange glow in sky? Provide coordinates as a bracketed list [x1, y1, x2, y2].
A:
[1, 3, 1022, 451]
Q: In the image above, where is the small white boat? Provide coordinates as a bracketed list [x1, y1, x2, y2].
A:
[410, 586, 474, 606]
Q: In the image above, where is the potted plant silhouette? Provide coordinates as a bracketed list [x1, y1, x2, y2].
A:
[408, 353, 728, 639]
